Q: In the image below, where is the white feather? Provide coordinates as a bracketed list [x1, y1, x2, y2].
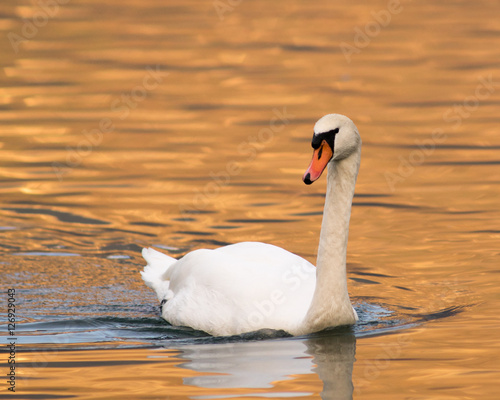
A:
[140, 247, 176, 302]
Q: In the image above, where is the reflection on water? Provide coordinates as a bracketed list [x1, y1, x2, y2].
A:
[179, 339, 317, 391]
[1, 0, 500, 398]
[175, 332, 355, 399]
[307, 333, 356, 400]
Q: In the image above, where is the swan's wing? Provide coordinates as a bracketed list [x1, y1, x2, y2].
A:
[163, 242, 316, 336]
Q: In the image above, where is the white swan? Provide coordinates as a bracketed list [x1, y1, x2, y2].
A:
[141, 114, 361, 336]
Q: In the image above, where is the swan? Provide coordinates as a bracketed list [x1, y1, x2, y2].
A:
[141, 113, 361, 336]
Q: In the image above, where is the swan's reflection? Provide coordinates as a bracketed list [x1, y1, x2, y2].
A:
[306, 331, 356, 399]
[175, 330, 356, 399]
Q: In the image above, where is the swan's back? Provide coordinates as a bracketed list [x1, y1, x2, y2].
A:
[159, 242, 316, 336]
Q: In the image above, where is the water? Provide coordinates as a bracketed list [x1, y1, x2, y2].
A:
[1, 0, 500, 398]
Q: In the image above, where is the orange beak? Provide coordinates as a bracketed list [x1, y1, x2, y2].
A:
[303, 140, 333, 185]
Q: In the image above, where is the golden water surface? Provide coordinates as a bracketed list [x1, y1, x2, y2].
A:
[1, 0, 499, 399]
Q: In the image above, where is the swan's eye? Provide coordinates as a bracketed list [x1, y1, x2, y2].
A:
[311, 128, 339, 150]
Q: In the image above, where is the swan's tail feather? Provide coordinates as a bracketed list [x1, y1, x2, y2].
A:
[141, 247, 176, 302]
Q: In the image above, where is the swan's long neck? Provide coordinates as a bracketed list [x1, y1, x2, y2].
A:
[302, 147, 360, 333]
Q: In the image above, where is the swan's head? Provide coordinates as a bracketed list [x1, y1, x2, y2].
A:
[303, 114, 361, 185]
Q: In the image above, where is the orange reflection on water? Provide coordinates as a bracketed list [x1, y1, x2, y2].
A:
[1, 0, 500, 398]
[17, 345, 325, 399]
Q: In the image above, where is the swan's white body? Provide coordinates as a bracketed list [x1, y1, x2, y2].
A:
[142, 242, 316, 336]
[141, 114, 361, 336]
